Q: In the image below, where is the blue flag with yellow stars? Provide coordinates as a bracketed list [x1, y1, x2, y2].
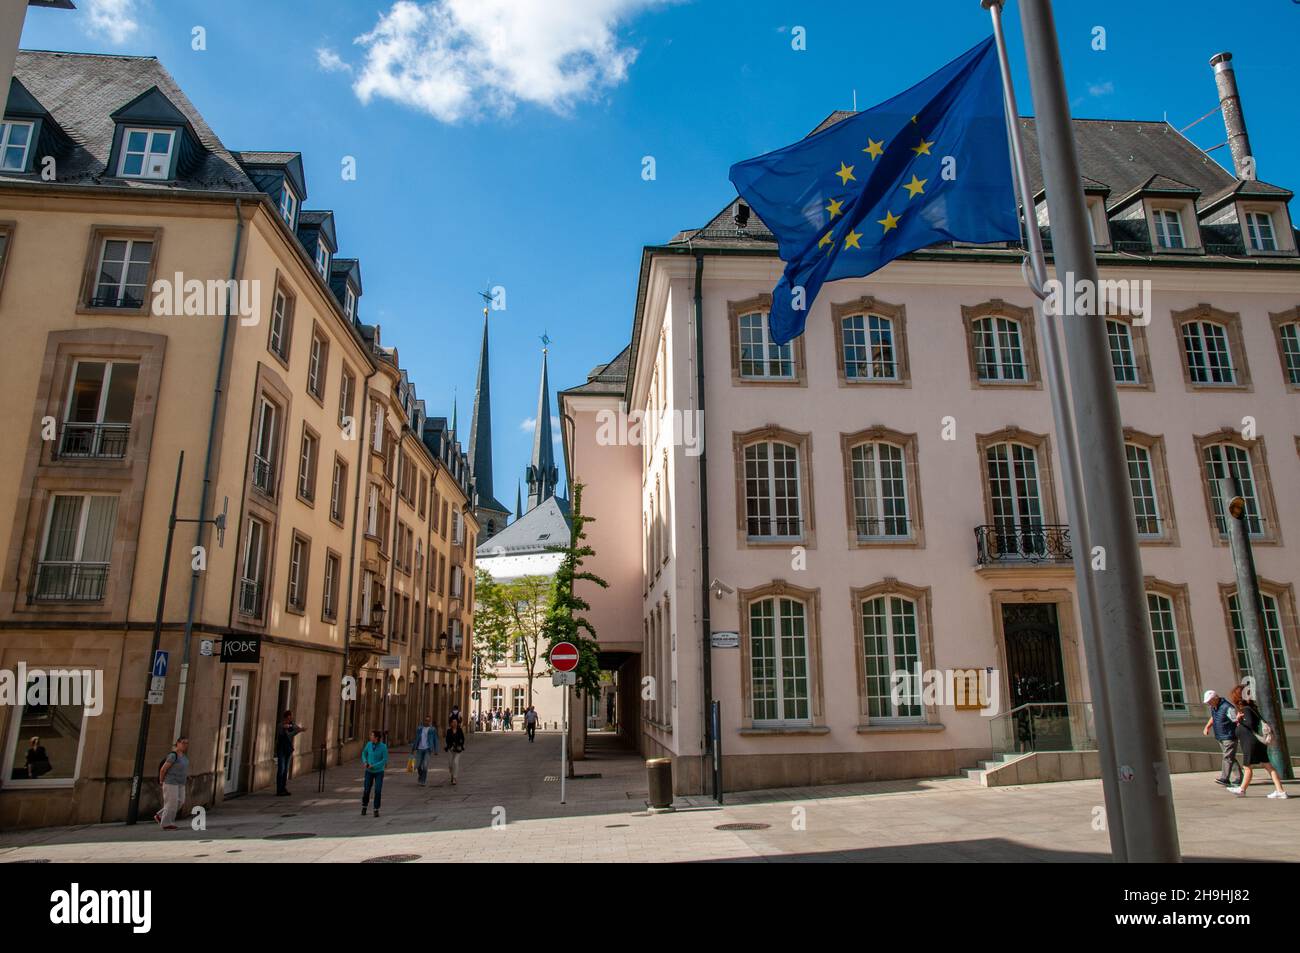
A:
[729, 36, 1018, 346]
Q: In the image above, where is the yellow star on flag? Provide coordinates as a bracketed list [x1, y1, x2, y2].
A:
[843, 228, 863, 250]
[877, 210, 901, 233]
[835, 161, 856, 185]
[911, 115, 918, 124]
[818, 230, 834, 250]
[862, 138, 884, 160]
[911, 138, 934, 156]
[902, 174, 927, 199]
[825, 197, 844, 219]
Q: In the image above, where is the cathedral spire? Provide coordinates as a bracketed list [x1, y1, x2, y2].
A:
[466, 308, 509, 534]
[515, 480, 523, 521]
[525, 347, 558, 512]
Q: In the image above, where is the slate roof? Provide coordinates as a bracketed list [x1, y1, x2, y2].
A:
[4, 50, 257, 192]
[560, 344, 630, 397]
[476, 495, 571, 557]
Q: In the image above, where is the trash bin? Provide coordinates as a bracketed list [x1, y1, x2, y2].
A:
[646, 757, 673, 809]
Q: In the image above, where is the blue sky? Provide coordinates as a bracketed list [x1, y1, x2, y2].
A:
[19, 0, 1300, 496]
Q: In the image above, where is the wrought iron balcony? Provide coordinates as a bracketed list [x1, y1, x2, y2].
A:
[31, 561, 109, 602]
[855, 516, 911, 540]
[237, 578, 261, 617]
[58, 422, 130, 459]
[88, 292, 145, 309]
[251, 453, 273, 494]
[974, 523, 1072, 565]
[745, 516, 803, 540]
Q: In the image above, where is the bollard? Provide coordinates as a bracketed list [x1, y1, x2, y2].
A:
[646, 757, 674, 812]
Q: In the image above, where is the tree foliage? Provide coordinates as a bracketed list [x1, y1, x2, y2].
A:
[542, 483, 607, 698]
[473, 569, 552, 706]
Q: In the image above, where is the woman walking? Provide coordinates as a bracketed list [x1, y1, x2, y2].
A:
[1227, 685, 1288, 798]
[445, 716, 466, 786]
[361, 729, 388, 817]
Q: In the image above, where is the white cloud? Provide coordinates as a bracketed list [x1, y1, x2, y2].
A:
[81, 0, 140, 44]
[519, 415, 561, 437]
[1087, 80, 1114, 97]
[341, 0, 666, 122]
[316, 47, 354, 74]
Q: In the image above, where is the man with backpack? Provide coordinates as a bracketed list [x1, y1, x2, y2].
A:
[156, 737, 189, 830]
[1202, 689, 1242, 787]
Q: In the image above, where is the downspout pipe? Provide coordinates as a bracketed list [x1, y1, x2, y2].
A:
[175, 197, 245, 740]
[692, 250, 716, 801]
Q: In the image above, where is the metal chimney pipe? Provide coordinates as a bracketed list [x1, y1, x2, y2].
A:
[1209, 52, 1254, 179]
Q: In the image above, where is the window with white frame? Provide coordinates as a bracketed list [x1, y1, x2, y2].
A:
[748, 596, 810, 724]
[2, 673, 89, 786]
[491, 688, 503, 710]
[512, 687, 525, 714]
[841, 313, 897, 380]
[744, 441, 802, 540]
[986, 442, 1046, 556]
[268, 288, 291, 360]
[972, 316, 1026, 381]
[297, 430, 317, 501]
[737, 312, 793, 379]
[117, 128, 174, 179]
[1146, 593, 1187, 711]
[366, 484, 379, 537]
[314, 240, 330, 279]
[34, 494, 117, 602]
[1182, 321, 1235, 385]
[92, 237, 153, 308]
[252, 397, 277, 495]
[308, 332, 327, 399]
[360, 569, 375, 625]
[339, 369, 355, 428]
[60, 360, 137, 459]
[1229, 591, 1295, 710]
[238, 516, 267, 617]
[862, 594, 921, 719]
[330, 457, 346, 522]
[344, 286, 356, 321]
[1278, 321, 1300, 386]
[1125, 443, 1161, 537]
[1153, 208, 1185, 249]
[850, 441, 909, 539]
[278, 185, 298, 228]
[1245, 211, 1277, 252]
[1204, 443, 1263, 537]
[323, 552, 340, 621]
[0, 119, 34, 172]
[287, 535, 307, 611]
[1107, 319, 1139, 384]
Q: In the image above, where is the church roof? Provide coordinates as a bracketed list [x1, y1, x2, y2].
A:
[476, 495, 571, 557]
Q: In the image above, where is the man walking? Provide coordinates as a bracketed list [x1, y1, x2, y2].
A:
[275, 710, 304, 796]
[157, 737, 189, 831]
[524, 705, 538, 742]
[1203, 689, 1242, 787]
[411, 715, 439, 785]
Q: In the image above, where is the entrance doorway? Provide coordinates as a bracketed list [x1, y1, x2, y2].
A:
[222, 673, 249, 795]
[1001, 603, 1071, 750]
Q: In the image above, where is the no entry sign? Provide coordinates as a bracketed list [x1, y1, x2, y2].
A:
[551, 641, 579, 672]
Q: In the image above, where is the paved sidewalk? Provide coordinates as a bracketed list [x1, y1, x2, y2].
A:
[1, 732, 1295, 862]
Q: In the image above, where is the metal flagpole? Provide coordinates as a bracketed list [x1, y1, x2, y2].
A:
[1017, 0, 1180, 861]
[983, 0, 1127, 860]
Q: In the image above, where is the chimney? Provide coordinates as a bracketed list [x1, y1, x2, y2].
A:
[1209, 52, 1254, 180]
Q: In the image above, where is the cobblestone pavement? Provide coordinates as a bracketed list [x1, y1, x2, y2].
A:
[1, 732, 1295, 862]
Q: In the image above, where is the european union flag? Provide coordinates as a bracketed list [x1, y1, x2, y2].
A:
[729, 37, 1018, 345]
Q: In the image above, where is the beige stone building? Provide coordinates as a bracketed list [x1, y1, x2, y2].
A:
[0, 51, 476, 827]
[564, 99, 1300, 793]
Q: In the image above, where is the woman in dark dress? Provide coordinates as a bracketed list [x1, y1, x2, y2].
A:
[25, 736, 52, 778]
[1227, 685, 1288, 798]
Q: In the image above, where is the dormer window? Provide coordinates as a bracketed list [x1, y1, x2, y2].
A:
[1152, 209, 1184, 249]
[279, 186, 298, 229]
[314, 241, 330, 279]
[1245, 211, 1277, 252]
[118, 128, 174, 179]
[344, 286, 356, 321]
[0, 120, 33, 171]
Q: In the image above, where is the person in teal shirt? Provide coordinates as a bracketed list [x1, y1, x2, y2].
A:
[361, 730, 388, 817]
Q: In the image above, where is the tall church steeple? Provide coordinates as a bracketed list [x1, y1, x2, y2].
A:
[525, 347, 559, 512]
[467, 309, 509, 539]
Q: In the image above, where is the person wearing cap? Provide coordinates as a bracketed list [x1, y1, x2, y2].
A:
[1202, 689, 1241, 787]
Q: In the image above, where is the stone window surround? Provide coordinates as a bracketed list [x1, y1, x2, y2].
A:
[1268, 306, 1300, 393]
[1107, 312, 1155, 392]
[960, 298, 1042, 390]
[0, 220, 14, 305]
[1122, 428, 1178, 546]
[306, 320, 329, 406]
[1216, 578, 1300, 706]
[296, 421, 320, 508]
[1143, 577, 1202, 716]
[329, 452, 348, 527]
[731, 424, 817, 550]
[830, 294, 911, 388]
[248, 365, 292, 504]
[838, 425, 925, 549]
[321, 546, 342, 623]
[849, 578, 940, 730]
[1145, 198, 1202, 253]
[75, 224, 163, 317]
[726, 293, 807, 387]
[1193, 428, 1281, 547]
[232, 495, 279, 629]
[974, 426, 1062, 527]
[266, 271, 296, 371]
[285, 528, 311, 616]
[1239, 201, 1296, 256]
[988, 588, 1086, 716]
[1172, 303, 1252, 392]
[0, 328, 166, 621]
[736, 579, 827, 734]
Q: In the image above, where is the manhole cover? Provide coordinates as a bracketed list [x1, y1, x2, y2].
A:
[362, 853, 421, 863]
[715, 823, 771, 831]
[264, 832, 316, 840]
[605, 823, 629, 828]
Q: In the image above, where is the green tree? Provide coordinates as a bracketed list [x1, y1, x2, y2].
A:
[542, 483, 607, 699]
[473, 569, 552, 706]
